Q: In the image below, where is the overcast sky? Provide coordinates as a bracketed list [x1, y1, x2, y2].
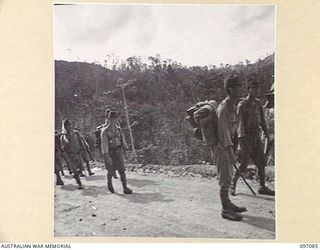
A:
[54, 4, 275, 67]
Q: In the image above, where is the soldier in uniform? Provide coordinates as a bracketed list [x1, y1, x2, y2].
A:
[264, 83, 275, 161]
[214, 75, 247, 221]
[101, 111, 132, 194]
[97, 108, 118, 179]
[230, 77, 275, 196]
[74, 127, 95, 176]
[55, 130, 64, 186]
[60, 119, 84, 190]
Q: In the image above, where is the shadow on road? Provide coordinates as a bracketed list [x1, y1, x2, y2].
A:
[62, 175, 74, 180]
[127, 178, 159, 188]
[115, 192, 174, 204]
[62, 174, 105, 182]
[243, 214, 276, 232]
[238, 192, 275, 201]
[60, 184, 79, 191]
[60, 184, 111, 197]
[82, 185, 111, 197]
[84, 175, 106, 181]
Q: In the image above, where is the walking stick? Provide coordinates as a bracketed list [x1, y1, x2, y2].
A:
[233, 164, 256, 196]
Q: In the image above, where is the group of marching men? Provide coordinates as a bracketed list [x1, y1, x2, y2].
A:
[54, 109, 132, 194]
[54, 74, 274, 221]
[209, 74, 274, 221]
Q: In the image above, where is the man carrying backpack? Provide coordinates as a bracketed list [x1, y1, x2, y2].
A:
[230, 77, 275, 196]
[101, 111, 132, 194]
[214, 75, 247, 221]
[60, 118, 84, 190]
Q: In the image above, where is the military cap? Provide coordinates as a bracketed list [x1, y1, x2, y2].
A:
[224, 75, 241, 90]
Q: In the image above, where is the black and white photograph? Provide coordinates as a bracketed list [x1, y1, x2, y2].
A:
[54, 3, 275, 239]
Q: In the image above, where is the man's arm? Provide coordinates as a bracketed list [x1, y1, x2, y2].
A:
[237, 102, 246, 139]
[101, 128, 112, 166]
[119, 127, 128, 150]
[217, 106, 233, 149]
[236, 102, 247, 153]
[60, 134, 69, 151]
[217, 107, 237, 165]
[100, 128, 109, 155]
[258, 101, 269, 138]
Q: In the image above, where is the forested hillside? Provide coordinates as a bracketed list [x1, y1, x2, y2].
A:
[55, 54, 274, 165]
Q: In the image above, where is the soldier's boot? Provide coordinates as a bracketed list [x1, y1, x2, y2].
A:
[56, 173, 64, 186]
[74, 174, 83, 190]
[229, 202, 247, 213]
[60, 170, 65, 176]
[220, 188, 243, 221]
[258, 167, 275, 196]
[107, 174, 115, 193]
[119, 171, 132, 194]
[230, 171, 241, 196]
[113, 171, 118, 179]
[224, 187, 247, 213]
[67, 165, 73, 175]
[65, 163, 72, 175]
[78, 169, 85, 177]
[86, 163, 95, 176]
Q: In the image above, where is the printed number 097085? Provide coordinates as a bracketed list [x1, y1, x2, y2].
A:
[300, 244, 318, 248]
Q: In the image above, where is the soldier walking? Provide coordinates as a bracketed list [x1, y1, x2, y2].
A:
[230, 77, 275, 196]
[60, 119, 84, 190]
[101, 111, 132, 194]
[74, 127, 95, 176]
[214, 75, 247, 221]
[55, 130, 64, 186]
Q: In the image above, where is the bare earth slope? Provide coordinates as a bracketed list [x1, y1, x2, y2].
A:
[54, 167, 275, 239]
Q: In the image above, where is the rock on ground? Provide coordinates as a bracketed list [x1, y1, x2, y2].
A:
[54, 167, 275, 239]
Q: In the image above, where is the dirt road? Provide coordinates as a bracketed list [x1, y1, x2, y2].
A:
[54, 166, 275, 239]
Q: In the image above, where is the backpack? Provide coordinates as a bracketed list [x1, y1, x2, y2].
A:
[186, 100, 219, 146]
